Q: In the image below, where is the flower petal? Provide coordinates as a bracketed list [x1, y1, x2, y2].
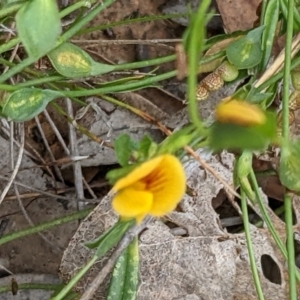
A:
[112, 186, 153, 218]
[112, 156, 164, 192]
[146, 155, 186, 216]
[215, 99, 266, 126]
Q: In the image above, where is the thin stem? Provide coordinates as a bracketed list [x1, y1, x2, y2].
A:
[186, 0, 210, 131]
[61, 70, 176, 97]
[249, 169, 287, 255]
[259, 0, 268, 27]
[0, 208, 92, 246]
[282, 1, 294, 139]
[60, 0, 116, 42]
[50, 255, 98, 300]
[249, 169, 300, 282]
[111, 54, 175, 71]
[77, 13, 188, 35]
[59, 0, 94, 19]
[285, 194, 297, 299]
[0, 283, 65, 293]
[0, 38, 19, 55]
[240, 189, 265, 300]
[0, 2, 24, 18]
[282, 0, 297, 298]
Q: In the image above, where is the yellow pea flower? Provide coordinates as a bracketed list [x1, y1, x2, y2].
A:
[215, 98, 266, 126]
[111, 154, 186, 222]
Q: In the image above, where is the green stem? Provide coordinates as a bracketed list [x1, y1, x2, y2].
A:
[280, 0, 300, 30]
[77, 13, 187, 35]
[249, 169, 286, 254]
[112, 54, 175, 71]
[282, 0, 297, 298]
[60, 0, 116, 42]
[259, 0, 268, 27]
[14, 76, 65, 87]
[59, 0, 93, 19]
[0, 56, 40, 85]
[282, 1, 294, 140]
[186, 0, 210, 131]
[0, 283, 78, 299]
[0, 282, 64, 293]
[0, 2, 24, 18]
[50, 255, 98, 300]
[285, 194, 297, 299]
[60, 70, 176, 97]
[240, 189, 265, 300]
[249, 170, 300, 282]
[0, 74, 67, 93]
[0, 208, 92, 246]
[0, 38, 20, 55]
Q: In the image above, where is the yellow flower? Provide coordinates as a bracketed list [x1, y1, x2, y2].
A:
[112, 154, 186, 222]
[215, 98, 266, 126]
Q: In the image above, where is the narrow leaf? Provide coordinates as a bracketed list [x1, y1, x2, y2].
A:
[16, 0, 61, 58]
[107, 237, 139, 300]
[260, 0, 279, 69]
[85, 219, 135, 259]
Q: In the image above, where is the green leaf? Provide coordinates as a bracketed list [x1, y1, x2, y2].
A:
[260, 0, 279, 69]
[114, 134, 137, 167]
[2, 88, 63, 122]
[137, 135, 157, 160]
[245, 87, 275, 105]
[248, 92, 274, 104]
[226, 28, 264, 69]
[232, 83, 251, 100]
[85, 219, 135, 259]
[209, 112, 277, 150]
[16, 0, 61, 58]
[48, 42, 115, 78]
[279, 140, 300, 192]
[246, 26, 265, 43]
[233, 84, 276, 106]
[107, 237, 139, 300]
